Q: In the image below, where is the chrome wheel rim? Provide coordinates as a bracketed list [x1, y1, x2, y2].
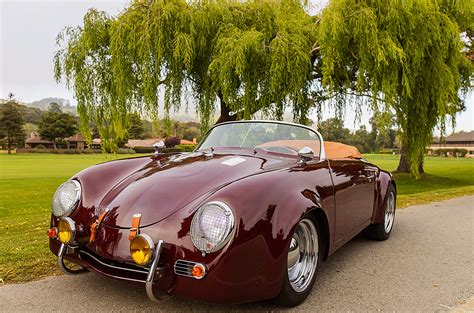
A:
[384, 191, 395, 233]
[287, 218, 318, 293]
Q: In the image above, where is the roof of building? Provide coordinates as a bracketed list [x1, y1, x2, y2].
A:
[25, 136, 52, 144]
[64, 134, 85, 142]
[126, 139, 163, 148]
[433, 131, 474, 143]
[180, 139, 195, 145]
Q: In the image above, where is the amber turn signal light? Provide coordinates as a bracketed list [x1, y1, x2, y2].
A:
[47, 227, 57, 239]
[191, 264, 206, 279]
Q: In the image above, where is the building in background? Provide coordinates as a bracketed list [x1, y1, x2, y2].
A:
[429, 131, 474, 158]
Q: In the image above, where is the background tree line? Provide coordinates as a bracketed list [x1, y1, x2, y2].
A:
[318, 118, 398, 153]
[0, 94, 202, 152]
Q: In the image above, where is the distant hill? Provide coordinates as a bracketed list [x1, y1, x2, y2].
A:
[28, 98, 77, 115]
[0, 97, 77, 115]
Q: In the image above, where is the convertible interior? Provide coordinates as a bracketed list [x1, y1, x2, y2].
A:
[257, 140, 363, 160]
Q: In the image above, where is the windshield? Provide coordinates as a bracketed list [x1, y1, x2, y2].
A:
[197, 121, 321, 158]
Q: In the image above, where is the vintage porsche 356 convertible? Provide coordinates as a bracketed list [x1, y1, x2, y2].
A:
[48, 120, 396, 307]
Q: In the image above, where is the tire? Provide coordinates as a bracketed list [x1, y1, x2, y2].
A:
[275, 216, 322, 307]
[364, 184, 396, 241]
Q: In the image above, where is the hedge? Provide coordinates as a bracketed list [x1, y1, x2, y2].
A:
[428, 148, 468, 157]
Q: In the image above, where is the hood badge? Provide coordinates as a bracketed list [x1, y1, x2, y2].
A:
[129, 213, 142, 241]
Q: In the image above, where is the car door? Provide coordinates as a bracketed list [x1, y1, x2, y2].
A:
[329, 159, 376, 248]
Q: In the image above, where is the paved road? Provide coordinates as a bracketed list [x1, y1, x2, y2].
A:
[1, 196, 473, 312]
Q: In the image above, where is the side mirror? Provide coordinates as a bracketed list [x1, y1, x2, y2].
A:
[298, 146, 314, 162]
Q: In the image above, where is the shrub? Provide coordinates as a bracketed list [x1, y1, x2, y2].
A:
[429, 148, 468, 157]
[133, 146, 155, 154]
[36, 144, 46, 149]
[164, 137, 180, 148]
[117, 148, 135, 154]
[175, 144, 196, 152]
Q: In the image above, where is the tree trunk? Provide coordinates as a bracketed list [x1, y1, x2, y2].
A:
[216, 93, 237, 124]
[396, 143, 424, 174]
[7, 138, 11, 154]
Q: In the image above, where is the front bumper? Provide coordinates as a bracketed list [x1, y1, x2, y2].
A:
[56, 240, 169, 303]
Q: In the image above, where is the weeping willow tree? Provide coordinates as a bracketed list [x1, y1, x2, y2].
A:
[316, 0, 473, 177]
[54, 0, 316, 151]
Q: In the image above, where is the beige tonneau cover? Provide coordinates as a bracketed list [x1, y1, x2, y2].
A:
[323, 141, 363, 160]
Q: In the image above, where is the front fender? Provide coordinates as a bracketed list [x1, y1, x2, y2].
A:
[159, 160, 334, 303]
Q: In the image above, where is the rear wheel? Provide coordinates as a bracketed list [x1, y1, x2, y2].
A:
[275, 217, 321, 307]
[364, 185, 396, 241]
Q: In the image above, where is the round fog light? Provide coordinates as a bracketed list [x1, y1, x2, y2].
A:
[130, 234, 154, 265]
[58, 217, 75, 244]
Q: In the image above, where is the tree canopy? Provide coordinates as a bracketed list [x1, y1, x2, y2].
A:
[38, 104, 78, 148]
[0, 98, 25, 154]
[54, 0, 316, 151]
[54, 0, 473, 176]
[317, 0, 473, 176]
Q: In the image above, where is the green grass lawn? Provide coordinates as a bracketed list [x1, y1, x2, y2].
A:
[365, 154, 474, 208]
[0, 153, 473, 284]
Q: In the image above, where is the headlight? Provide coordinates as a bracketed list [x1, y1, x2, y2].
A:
[130, 234, 154, 265]
[52, 180, 81, 217]
[190, 201, 234, 254]
[58, 217, 75, 244]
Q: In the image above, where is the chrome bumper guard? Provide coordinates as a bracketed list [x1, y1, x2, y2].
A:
[57, 239, 169, 303]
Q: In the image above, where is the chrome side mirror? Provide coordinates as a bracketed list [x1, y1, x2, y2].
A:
[298, 146, 314, 162]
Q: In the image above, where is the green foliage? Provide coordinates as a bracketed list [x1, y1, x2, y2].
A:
[429, 148, 468, 157]
[127, 113, 146, 139]
[175, 143, 196, 152]
[317, 0, 473, 177]
[54, 0, 316, 151]
[317, 118, 351, 143]
[38, 106, 77, 147]
[0, 100, 26, 153]
[317, 117, 397, 153]
[349, 125, 373, 153]
[181, 121, 201, 141]
[48, 102, 62, 113]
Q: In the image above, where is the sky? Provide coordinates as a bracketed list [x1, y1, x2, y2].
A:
[1, 0, 472, 133]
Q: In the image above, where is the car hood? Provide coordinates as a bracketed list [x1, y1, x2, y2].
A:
[100, 151, 293, 228]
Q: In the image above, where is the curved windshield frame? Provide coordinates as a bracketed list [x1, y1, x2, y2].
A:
[196, 121, 323, 159]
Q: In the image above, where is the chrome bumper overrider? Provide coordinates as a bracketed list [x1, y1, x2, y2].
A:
[57, 240, 168, 303]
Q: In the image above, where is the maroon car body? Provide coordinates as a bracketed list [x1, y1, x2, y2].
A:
[49, 120, 395, 305]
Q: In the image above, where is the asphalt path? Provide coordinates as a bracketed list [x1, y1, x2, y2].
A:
[1, 196, 473, 312]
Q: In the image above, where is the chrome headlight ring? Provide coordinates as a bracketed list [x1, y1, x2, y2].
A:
[190, 201, 235, 254]
[52, 180, 81, 217]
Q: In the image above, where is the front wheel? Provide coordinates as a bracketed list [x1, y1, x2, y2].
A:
[275, 217, 321, 307]
[364, 184, 396, 241]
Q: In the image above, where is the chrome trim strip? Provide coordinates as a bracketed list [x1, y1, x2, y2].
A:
[196, 120, 326, 160]
[79, 250, 149, 275]
[57, 243, 88, 275]
[146, 240, 169, 303]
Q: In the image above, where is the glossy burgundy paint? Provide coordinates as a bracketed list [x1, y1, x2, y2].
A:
[49, 147, 394, 304]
